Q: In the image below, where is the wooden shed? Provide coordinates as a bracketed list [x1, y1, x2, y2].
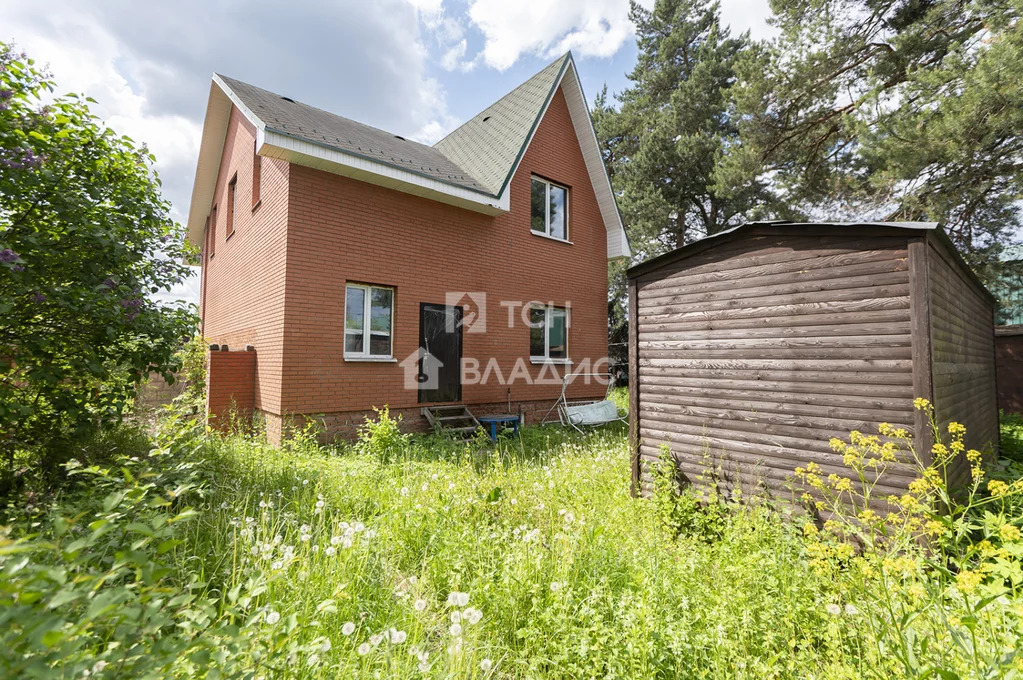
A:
[627, 221, 998, 500]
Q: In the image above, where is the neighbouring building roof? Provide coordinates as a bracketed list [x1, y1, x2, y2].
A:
[186, 53, 631, 260]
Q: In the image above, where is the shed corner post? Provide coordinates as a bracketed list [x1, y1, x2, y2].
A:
[908, 236, 935, 463]
[628, 275, 641, 497]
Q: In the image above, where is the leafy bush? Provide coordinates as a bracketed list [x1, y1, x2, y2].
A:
[0, 43, 197, 488]
[0, 412, 333, 678]
[356, 407, 410, 462]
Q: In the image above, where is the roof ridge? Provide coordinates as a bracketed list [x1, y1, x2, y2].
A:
[431, 52, 572, 196]
[433, 52, 571, 149]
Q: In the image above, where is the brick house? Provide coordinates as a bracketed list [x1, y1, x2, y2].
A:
[186, 53, 630, 441]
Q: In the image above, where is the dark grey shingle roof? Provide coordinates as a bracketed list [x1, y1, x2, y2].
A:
[216, 74, 488, 193]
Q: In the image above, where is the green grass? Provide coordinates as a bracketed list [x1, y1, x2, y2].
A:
[3, 405, 1023, 678]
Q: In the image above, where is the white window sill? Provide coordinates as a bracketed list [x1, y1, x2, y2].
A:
[530, 230, 573, 245]
[530, 357, 573, 365]
[343, 355, 397, 363]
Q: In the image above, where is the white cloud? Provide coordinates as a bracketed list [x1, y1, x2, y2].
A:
[467, 0, 639, 71]
[1, 0, 462, 304]
[440, 39, 470, 71]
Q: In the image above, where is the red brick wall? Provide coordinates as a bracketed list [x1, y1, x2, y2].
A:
[207, 348, 257, 430]
[200, 108, 290, 414]
[202, 85, 611, 440]
[281, 85, 608, 428]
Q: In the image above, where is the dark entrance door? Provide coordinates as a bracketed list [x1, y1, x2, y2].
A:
[418, 303, 462, 403]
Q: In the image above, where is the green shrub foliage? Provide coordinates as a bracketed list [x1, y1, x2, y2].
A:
[0, 43, 197, 478]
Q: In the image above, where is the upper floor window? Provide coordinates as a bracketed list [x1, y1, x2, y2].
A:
[530, 305, 568, 362]
[252, 140, 262, 207]
[227, 174, 237, 237]
[208, 204, 217, 258]
[345, 283, 394, 359]
[530, 176, 568, 240]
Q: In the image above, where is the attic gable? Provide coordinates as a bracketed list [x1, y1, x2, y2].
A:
[434, 54, 569, 197]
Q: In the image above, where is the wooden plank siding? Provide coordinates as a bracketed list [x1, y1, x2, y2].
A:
[926, 236, 999, 490]
[628, 223, 999, 504]
[631, 231, 917, 502]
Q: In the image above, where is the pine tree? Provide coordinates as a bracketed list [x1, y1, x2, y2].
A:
[595, 0, 787, 259]
[729, 0, 1023, 284]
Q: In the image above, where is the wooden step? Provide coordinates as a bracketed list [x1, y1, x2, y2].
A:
[421, 405, 481, 436]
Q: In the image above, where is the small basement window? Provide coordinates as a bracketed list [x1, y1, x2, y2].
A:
[345, 283, 394, 359]
[530, 176, 568, 240]
[529, 305, 568, 362]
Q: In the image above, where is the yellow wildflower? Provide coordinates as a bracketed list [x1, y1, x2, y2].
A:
[924, 520, 945, 537]
[931, 443, 949, 459]
[908, 477, 930, 495]
[829, 438, 846, 453]
[966, 449, 983, 464]
[988, 480, 1010, 497]
[1000, 524, 1021, 542]
[956, 570, 983, 594]
[802, 523, 819, 537]
[913, 397, 931, 411]
[947, 422, 966, 436]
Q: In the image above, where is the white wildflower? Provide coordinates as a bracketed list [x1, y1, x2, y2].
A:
[464, 607, 483, 625]
[389, 628, 407, 644]
[414, 599, 428, 611]
[325, 546, 336, 556]
[826, 603, 842, 616]
[341, 622, 356, 636]
[449, 623, 462, 637]
[358, 643, 371, 655]
[481, 658, 493, 672]
[320, 638, 332, 652]
[844, 604, 859, 615]
[450, 610, 461, 624]
[265, 610, 281, 625]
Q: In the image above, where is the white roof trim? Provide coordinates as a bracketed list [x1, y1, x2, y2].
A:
[495, 57, 631, 260]
[260, 130, 506, 215]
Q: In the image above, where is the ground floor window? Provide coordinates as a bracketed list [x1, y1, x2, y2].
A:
[529, 305, 568, 361]
[345, 283, 393, 359]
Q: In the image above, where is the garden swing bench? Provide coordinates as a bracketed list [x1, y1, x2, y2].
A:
[541, 371, 627, 433]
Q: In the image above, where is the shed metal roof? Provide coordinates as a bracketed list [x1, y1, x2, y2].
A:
[627, 219, 994, 303]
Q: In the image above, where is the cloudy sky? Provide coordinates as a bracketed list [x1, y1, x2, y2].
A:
[1, 0, 774, 303]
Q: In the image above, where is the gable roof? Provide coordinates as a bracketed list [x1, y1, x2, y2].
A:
[186, 53, 631, 260]
[434, 55, 569, 197]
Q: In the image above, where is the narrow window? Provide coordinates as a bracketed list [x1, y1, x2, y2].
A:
[252, 140, 262, 207]
[530, 177, 569, 240]
[529, 305, 569, 361]
[209, 204, 217, 258]
[227, 174, 237, 237]
[345, 283, 394, 359]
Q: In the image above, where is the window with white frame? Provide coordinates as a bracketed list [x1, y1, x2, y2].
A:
[530, 176, 568, 240]
[529, 305, 568, 361]
[344, 283, 394, 359]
